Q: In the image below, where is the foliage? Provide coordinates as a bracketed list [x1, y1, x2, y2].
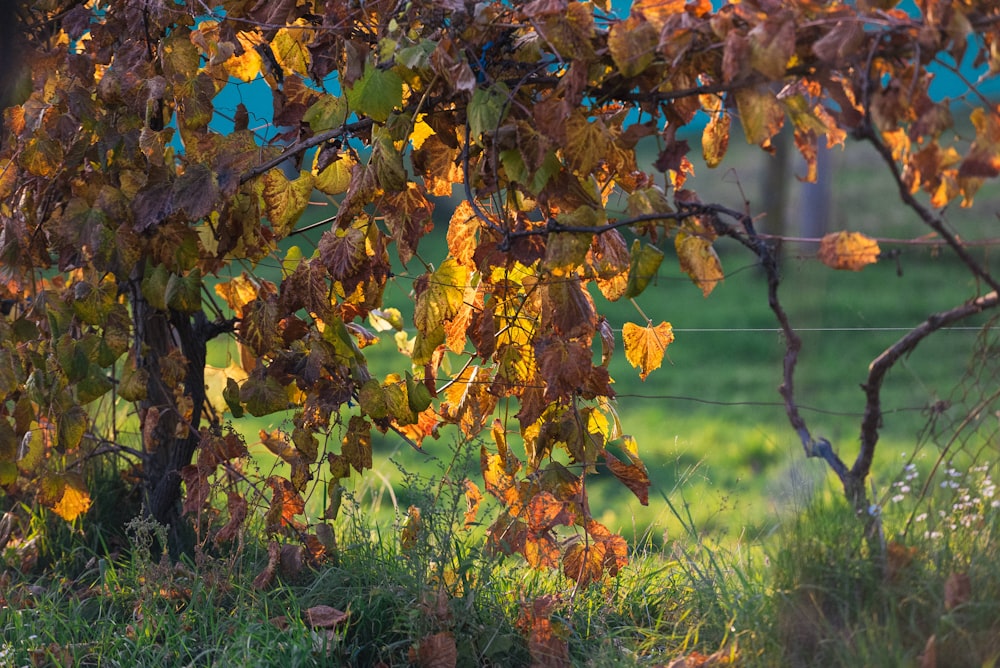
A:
[4, 0, 1000, 582]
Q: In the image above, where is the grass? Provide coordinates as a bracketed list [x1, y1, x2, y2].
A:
[3, 453, 1000, 666]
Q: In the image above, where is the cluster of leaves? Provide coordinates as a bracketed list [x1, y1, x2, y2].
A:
[3, 0, 1000, 581]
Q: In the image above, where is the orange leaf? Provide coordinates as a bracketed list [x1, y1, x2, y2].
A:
[944, 572, 971, 610]
[817, 231, 881, 271]
[563, 540, 606, 587]
[401, 505, 423, 551]
[622, 321, 674, 381]
[702, 110, 730, 169]
[411, 631, 457, 668]
[604, 451, 650, 505]
[463, 479, 482, 528]
[51, 473, 91, 522]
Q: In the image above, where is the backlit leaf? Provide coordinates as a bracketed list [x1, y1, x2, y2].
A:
[342, 415, 373, 474]
[52, 473, 91, 522]
[624, 240, 664, 299]
[240, 373, 289, 417]
[563, 540, 606, 587]
[262, 169, 314, 239]
[817, 231, 881, 271]
[622, 321, 674, 381]
[675, 232, 724, 297]
[702, 110, 730, 168]
[734, 86, 785, 146]
[303, 94, 348, 133]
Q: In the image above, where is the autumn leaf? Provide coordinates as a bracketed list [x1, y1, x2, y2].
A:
[342, 415, 373, 474]
[411, 632, 457, 668]
[608, 16, 658, 77]
[51, 473, 91, 522]
[734, 86, 785, 146]
[622, 321, 674, 380]
[563, 541, 606, 587]
[624, 240, 664, 299]
[675, 231, 724, 297]
[305, 605, 349, 629]
[262, 169, 314, 239]
[400, 505, 423, 551]
[817, 231, 881, 271]
[702, 108, 730, 169]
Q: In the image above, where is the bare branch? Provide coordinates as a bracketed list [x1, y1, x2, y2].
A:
[853, 291, 1000, 481]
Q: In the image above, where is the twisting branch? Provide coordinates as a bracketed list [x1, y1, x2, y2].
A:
[854, 291, 1000, 480]
[687, 202, 855, 488]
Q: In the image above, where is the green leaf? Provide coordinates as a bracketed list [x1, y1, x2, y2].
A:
[141, 263, 171, 312]
[119, 356, 149, 402]
[346, 62, 403, 123]
[468, 85, 509, 144]
[240, 374, 289, 417]
[17, 422, 47, 473]
[223, 377, 245, 418]
[406, 372, 432, 413]
[166, 268, 203, 313]
[624, 240, 664, 299]
[58, 405, 88, 450]
[303, 94, 348, 133]
[78, 365, 114, 404]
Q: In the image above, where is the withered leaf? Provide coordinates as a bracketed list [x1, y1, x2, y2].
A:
[817, 231, 880, 271]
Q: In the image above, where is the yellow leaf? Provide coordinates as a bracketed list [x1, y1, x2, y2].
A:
[52, 473, 91, 522]
[228, 32, 264, 82]
[271, 22, 314, 78]
[817, 231, 881, 271]
[409, 113, 435, 150]
[675, 232, 724, 296]
[622, 321, 674, 381]
[313, 152, 355, 195]
[262, 169, 314, 239]
[702, 110, 730, 168]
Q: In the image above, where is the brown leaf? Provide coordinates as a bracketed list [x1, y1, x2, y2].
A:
[518, 595, 571, 668]
[400, 505, 423, 551]
[279, 543, 305, 579]
[304, 605, 348, 629]
[253, 540, 281, 590]
[214, 492, 248, 544]
[918, 634, 936, 668]
[341, 415, 373, 474]
[944, 572, 971, 610]
[412, 632, 457, 668]
[817, 231, 881, 271]
[604, 451, 650, 505]
[463, 480, 482, 528]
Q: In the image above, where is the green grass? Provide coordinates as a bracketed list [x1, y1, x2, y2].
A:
[4, 453, 1000, 666]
